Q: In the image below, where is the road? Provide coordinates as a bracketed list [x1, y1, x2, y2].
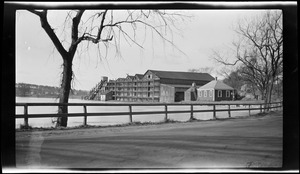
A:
[16, 111, 282, 169]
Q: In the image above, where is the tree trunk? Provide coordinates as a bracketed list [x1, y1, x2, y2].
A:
[268, 81, 274, 103]
[56, 58, 73, 127]
[263, 87, 269, 112]
[266, 77, 275, 111]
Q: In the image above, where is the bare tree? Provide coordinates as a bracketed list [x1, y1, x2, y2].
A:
[27, 9, 187, 127]
[188, 67, 214, 74]
[212, 10, 282, 111]
[222, 69, 244, 92]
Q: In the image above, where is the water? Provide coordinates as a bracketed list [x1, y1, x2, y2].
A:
[15, 97, 260, 129]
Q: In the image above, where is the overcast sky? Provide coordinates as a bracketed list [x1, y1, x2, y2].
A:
[16, 8, 266, 91]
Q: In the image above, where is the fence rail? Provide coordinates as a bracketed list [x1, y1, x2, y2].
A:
[16, 101, 282, 128]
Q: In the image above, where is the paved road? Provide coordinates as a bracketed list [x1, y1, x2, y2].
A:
[16, 111, 282, 169]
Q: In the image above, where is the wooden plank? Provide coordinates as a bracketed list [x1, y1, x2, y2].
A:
[129, 105, 133, 123]
[164, 105, 168, 122]
[249, 105, 251, 116]
[213, 105, 216, 119]
[228, 105, 231, 118]
[83, 105, 87, 126]
[24, 104, 29, 128]
[260, 104, 262, 113]
[190, 105, 194, 120]
[16, 101, 276, 107]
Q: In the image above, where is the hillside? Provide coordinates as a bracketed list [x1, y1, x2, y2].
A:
[15, 83, 88, 98]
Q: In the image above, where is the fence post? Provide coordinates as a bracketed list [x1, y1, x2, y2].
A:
[83, 105, 87, 126]
[228, 105, 231, 118]
[129, 105, 133, 123]
[164, 105, 168, 122]
[190, 104, 194, 120]
[213, 105, 216, 119]
[248, 105, 251, 116]
[260, 104, 262, 113]
[24, 104, 29, 128]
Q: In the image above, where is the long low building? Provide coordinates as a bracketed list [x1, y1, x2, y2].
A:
[97, 70, 214, 102]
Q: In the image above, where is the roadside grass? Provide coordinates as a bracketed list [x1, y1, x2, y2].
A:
[16, 110, 282, 132]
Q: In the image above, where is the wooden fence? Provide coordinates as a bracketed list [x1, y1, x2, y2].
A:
[16, 101, 282, 128]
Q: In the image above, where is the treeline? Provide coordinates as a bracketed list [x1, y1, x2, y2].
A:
[16, 83, 89, 98]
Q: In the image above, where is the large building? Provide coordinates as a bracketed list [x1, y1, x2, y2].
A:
[94, 70, 214, 102]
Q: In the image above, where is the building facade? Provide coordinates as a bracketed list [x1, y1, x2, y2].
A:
[197, 79, 234, 101]
[184, 83, 198, 102]
[98, 70, 214, 102]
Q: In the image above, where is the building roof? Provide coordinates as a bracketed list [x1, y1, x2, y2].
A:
[198, 80, 234, 90]
[146, 70, 214, 81]
[126, 75, 135, 80]
[116, 78, 126, 81]
[162, 84, 192, 88]
[135, 74, 144, 79]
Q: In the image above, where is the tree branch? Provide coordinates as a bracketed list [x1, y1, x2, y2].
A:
[29, 10, 68, 59]
[69, 10, 85, 58]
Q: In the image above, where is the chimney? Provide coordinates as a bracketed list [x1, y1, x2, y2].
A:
[215, 77, 218, 81]
[192, 82, 196, 87]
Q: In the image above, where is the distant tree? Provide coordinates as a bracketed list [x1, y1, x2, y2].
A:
[212, 11, 282, 111]
[222, 69, 244, 91]
[188, 67, 214, 74]
[17, 83, 31, 96]
[27, 9, 187, 127]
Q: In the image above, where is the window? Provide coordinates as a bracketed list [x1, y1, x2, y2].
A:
[226, 90, 230, 97]
[199, 90, 202, 97]
[209, 90, 212, 97]
[204, 91, 207, 97]
[218, 90, 222, 97]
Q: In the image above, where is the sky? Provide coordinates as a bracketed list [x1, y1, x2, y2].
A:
[16, 8, 266, 91]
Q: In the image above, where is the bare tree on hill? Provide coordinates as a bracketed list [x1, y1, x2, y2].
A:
[27, 9, 187, 127]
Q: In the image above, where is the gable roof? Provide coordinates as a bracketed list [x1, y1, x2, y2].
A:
[146, 70, 214, 81]
[135, 74, 144, 80]
[126, 75, 135, 80]
[116, 78, 126, 81]
[198, 80, 234, 90]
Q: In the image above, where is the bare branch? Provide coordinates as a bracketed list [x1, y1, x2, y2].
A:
[27, 9, 43, 17]
[68, 10, 85, 59]
[29, 10, 68, 59]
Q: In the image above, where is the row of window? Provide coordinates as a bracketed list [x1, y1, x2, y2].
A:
[199, 90, 231, 97]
